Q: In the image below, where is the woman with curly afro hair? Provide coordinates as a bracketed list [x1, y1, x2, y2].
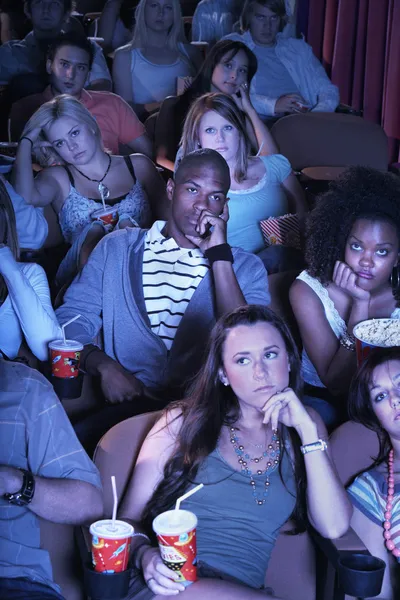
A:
[289, 166, 400, 425]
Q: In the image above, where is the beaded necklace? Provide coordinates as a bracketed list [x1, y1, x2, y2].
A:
[229, 427, 280, 506]
[383, 448, 400, 561]
[73, 154, 112, 202]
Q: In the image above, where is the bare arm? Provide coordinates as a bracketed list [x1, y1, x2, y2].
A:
[126, 133, 153, 159]
[98, 0, 123, 51]
[289, 279, 367, 394]
[232, 85, 278, 156]
[112, 46, 133, 103]
[12, 138, 61, 207]
[281, 172, 308, 220]
[131, 154, 169, 221]
[0, 466, 103, 525]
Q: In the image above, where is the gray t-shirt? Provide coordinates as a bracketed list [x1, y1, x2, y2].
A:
[0, 359, 101, 592]
[252, 44, 300, 99]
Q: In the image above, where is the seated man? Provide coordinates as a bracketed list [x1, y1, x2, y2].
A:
[10, 32, 152, 157]
[0, 355, 103, 599]
[56, 149, 270, 447]
[0, 0, 111, 94]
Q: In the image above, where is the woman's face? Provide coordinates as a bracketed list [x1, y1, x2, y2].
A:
[248, 3, 281, 46]
[211, 49, 249, 96]
[144, 0, 174, 33]
[344, 218, 399, 293]
[198, 110, 241, 165]
[221, 322, 291, 411]
[369, 360, 400, 439]
[45, 116, 98, 165]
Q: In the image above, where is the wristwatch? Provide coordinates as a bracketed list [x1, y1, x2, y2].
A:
[4, 469, 35, 506]
[300, 439, 328, 455]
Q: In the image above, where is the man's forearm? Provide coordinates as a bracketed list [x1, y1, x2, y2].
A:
[5, 469, 103, 524]
[81, 344, 116, 376]
[212, 261, 246, 317]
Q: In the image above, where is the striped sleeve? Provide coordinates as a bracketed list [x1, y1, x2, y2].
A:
[347, 472, 386, 526]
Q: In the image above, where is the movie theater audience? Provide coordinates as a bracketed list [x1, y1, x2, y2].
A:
[179, 93, 307, 256]
[155, 39, 277, 171]
[290, 167, 400, 424]
[113, 0, 202, 119]
[56, 149, 270, 451]
[12, 95, 166, 288]
[0, 355, 103, 600]
[10, 32, 152, 157]
[224, 0, 339, 120]
[98, 0, 138, 52]
[0, 177, 61, 362]
[119, 305, 352, 599]
[0, 0, 111, 98]
[347, 348, 400, 600]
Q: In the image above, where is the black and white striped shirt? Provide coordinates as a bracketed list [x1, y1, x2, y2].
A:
[143, 221, 209, 350]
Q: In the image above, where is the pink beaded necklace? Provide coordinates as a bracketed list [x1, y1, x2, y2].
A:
[383, 449, 400, 559]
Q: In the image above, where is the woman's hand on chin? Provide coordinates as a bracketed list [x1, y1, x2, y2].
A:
[333, 260, 371, 303]
[232, 83, 253, 114]
[262, 387, 316, 434]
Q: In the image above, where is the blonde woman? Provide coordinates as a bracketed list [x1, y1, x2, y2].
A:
[180, 92, 307, 257]
[0, 175, 61, 361]
[113, 0, 202, 119]
[12, 95, 167, 287]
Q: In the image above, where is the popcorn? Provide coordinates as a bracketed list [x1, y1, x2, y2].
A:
[354, 319, 400, 347]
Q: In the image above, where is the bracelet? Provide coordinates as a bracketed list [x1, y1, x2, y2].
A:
[132, 532, 151, 542]
[339, 331, 356, 352]
[20, 136, 33, 146]
[300, 439, 328, 455]
[204, 243, 234, 266]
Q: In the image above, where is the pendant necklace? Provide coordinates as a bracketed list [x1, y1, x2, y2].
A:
[229, 426, 280, 506]
[382, 448, 400, 561]
[73, 154, 112, 202]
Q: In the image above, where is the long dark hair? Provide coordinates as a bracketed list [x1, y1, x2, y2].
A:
[142, 305, 308, 534]
[348, 347, 400, 466]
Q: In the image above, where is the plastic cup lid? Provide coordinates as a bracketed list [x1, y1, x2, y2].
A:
[153, 509, 197, 536]
[92, 207, 117, 217]
[49, 339, 83, 351]
[90, 519, 134, 539]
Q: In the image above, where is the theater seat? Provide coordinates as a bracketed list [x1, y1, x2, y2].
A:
[92, 412, 376, 600]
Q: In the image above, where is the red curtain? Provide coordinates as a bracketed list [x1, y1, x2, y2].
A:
[300, 0, 400, 163]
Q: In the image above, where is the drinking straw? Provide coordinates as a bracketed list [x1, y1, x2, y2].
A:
[256, 141, 264, 157]
[61, 314, 81, 345]
[111, 475, 118, 530]
[175, 483, 204, 511]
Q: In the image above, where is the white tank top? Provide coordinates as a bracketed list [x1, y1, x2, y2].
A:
[297, 270, 400, 387]
[130, 44, 195, 104]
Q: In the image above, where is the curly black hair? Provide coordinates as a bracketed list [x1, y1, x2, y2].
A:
[305, 166, 400, 301]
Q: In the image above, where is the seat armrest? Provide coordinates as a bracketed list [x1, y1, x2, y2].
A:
[75, 526, 131, 600]
[335, 103, 363, 117]
[311, 527, 370, 568]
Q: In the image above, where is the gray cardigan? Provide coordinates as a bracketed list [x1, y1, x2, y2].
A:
[56, 228, 270, 394]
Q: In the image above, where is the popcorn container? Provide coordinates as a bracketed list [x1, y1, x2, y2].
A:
[353, 319, 400, 365]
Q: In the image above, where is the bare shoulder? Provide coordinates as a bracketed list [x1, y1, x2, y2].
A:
[290, 277, 320, 305]
[147, 407, 184, 443]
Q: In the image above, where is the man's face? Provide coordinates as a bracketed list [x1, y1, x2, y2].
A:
[47, 45, 90, 97]
[27, 0, 66, 34]
[166, 162, 229, 247]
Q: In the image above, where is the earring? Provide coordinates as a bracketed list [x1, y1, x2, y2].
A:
[390, 263, 400, 293]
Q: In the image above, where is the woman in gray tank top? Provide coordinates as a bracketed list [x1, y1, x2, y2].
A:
[119, 305, 352, 599]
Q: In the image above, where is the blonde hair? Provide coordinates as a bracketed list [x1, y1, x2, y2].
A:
[180, 93, 250, 183]
[131, 0, 187, 51]
[0, 177, 19, 302]
[22, 95, 103, 167]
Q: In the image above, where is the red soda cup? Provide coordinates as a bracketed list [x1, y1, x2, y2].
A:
[48, 339, 83, 378]
[90, 519, 134, 573]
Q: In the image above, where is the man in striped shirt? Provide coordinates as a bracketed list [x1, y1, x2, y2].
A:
[56, 149, 270, 448]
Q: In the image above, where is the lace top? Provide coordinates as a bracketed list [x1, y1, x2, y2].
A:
[58, 157, 151, 244]
[297, 270, 400, 387]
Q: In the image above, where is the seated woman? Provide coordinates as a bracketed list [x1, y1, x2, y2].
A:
[156, 39, 278, 172]
[347, 347, 400, 599]
[180, 92, 307, 258]
[224, 0, 339, 120]
[118, 304, 352, 599]
[113, 0, 202, 120]
[0, 177, 61, 362]
[12, 95, 166, 288]
[290, 167, 400, 425]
